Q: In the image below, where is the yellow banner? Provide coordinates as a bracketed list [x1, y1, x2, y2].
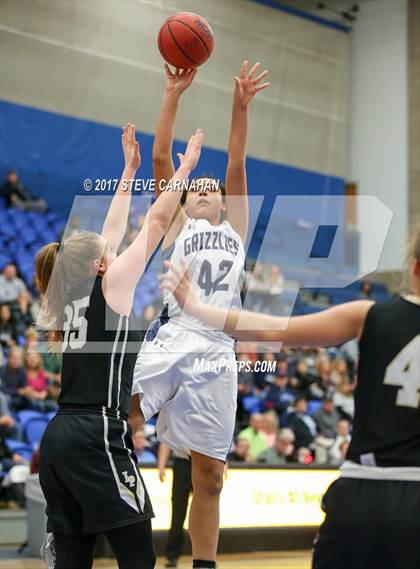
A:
[142, 468, 339, 531]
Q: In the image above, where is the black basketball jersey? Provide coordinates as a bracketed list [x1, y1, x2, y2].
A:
[59, 276, 141, 418]
[347, 296, 420, 467]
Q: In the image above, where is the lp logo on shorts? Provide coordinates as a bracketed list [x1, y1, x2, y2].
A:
[122, 471, 136, 488]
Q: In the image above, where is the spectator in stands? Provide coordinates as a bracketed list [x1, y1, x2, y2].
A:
[288, 397, 317, 450]
[0, 264, 27, 304]
[228, 438, 252, 463]
[11, 291, 34, 337]
[0, 169, 46, 212]
[245, 262, 267, 310]
[290, 360, 316, 398]
[333, 379, 355, 421]
[237, 413, 267, 460]
[329, 419, 351, 465]
[0, 303, 18, 354]
[266, 265, 285, 313]
[257, 428, 295, 465]
[312, 397, 340, 439]
[20, 351, 57, 413]
[311, 356, 334, 400]
[260, 411, 279, 448]
[254, 351, 277, 389]
[132, 430, 157, 464]
[261, 374, 295, 424]
[0, 391, 23, 440]
[330, 358, 351, 387]
[0, 434, 27, 508]
[0, 347, 27, 411]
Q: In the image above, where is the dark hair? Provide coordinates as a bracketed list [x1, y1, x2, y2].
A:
[180, 174, 226, 205]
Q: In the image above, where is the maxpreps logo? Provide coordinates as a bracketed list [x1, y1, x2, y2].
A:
[193, 358, 277, 374]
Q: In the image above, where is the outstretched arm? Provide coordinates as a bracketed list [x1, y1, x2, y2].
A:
[159, 261, 373, 347]
[101, 123, 140, 253]
[153, 65, 197, 196]
[103, 130, 204, 315]
[225, 61, 269, 242]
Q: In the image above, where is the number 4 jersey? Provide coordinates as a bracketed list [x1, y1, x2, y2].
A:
[163, 217, 246, 335]
[347, 295, 420, 468]
[59, 276, 141, 416]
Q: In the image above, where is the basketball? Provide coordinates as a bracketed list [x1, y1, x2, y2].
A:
[157, 12, 214, 69]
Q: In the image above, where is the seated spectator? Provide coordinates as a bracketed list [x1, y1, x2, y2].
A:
[0, 391, 23, 440]
[0, 304, 18, 354]
[257, 428, 296, 465]
[330, 358, 351, 387]
[336, 439, 350, 466]
[311, 356, 334, 400]
[132, 430, 157, 464]
[329, 419, 351, 465]
[0, 264, 27, 304]
[11, 291, 34, 337]
[237, 413, 268, 460]
[289, 360, 316, 398]
[259, 411, 279, 448]
[261, 373, 295, 422]
[297, 446, 314, 465]
[312, 397, 340, 439]
[0, 169, 46, 212]
[288, 397, 317, 450]
[20, 352, 58, 412]
[0, 347, 27, 411]
[333, 379, 355, 421]
[266, 265, 285, 313]
[254, 352, 277, 389]
[228, 438, 252, 463]
[0, 434, 28, 508]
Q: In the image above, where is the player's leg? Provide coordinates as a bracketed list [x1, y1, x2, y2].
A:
[165, 458, 193, 566]
[53, 532, 97, 569]
[188, 451, 224, 567]
[105, 519, 156, 569]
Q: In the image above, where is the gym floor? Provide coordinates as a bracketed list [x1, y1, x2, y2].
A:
[0, 551, 312, 569]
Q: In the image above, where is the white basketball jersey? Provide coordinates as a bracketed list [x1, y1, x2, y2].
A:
[163, 217, 245, 334]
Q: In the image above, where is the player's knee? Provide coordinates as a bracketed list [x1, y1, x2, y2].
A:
[193, 463, 224, 497]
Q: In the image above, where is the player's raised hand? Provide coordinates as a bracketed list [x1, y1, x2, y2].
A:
[122, 122, 141, 171]
[234, 60, 270, 107]
[159, 259, 199, 316]
[176, 128, 204, 172]
[165, 64, 197, 97]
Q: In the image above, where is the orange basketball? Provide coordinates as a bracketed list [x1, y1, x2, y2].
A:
[157, 12, 214, 69]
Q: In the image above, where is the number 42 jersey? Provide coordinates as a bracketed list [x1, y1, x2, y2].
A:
[163, 217, 246, 335]
[347, 295, 420, 468]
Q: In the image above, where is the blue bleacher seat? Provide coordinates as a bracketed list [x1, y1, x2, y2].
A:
[25, 417, 49, 447]
[307, 400, 323, 415]
[17, 410, 44, 429]
[8, 444, 34, 462]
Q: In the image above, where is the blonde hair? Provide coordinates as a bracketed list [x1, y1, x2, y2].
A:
[35, 231, 105, 347]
